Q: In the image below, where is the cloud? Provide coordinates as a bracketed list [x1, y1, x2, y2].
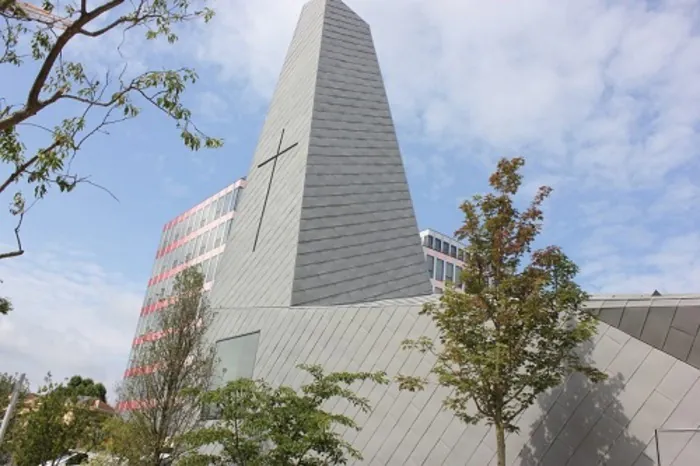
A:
[189, 0, 700, 294]
[0, 246, 142, 402]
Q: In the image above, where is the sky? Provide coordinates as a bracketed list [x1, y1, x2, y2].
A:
[1, 0, 699, 400]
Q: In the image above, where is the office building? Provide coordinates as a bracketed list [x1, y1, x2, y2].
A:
[122, 178, 245, 379]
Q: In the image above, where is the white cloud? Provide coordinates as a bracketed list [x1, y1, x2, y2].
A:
[0, 246, 142, 402]
[190, 0, 700, 294]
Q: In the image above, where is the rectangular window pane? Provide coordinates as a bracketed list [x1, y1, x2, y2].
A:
[455, 266, 462, 286]
[214, 332, 260, 387]
[426, 254, 435, 279]
[434, 238, 442, 252]
[450, 245, 457, 258]
[436, 259, 444, 281]
[223, 191, 233, 214]
[442, 241, 450, 255]
[445, 262, 454, 282]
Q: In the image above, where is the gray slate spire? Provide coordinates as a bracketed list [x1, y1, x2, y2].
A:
[210, 0, 432, 309]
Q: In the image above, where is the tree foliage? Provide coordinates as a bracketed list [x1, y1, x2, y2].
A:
[0, 372, 30, 463]
[397, 157, 606, 466]
[57, 375, 108, 403]
[0, 0, 222, 263]
[6, 375, 110, 466]
[112, 266, 215, 466]
[181, 365, 389, 466]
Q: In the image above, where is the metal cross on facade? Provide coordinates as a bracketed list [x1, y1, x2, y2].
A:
[252, 129, 299, 252]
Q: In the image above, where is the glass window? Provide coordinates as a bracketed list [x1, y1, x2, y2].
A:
[214, 331, 260, 387]
[435, 259, 444, 281]
[203, 331, 261, 420]
[457, 249, 465, 261]
[442, 241, 450, 255]
[434, 238, 442, 252]
[426, 254, 435, 279]
[423, 235, 434, 248]
[455, 266, 462, 287]
[215, 196, 224, 218]
[232, 188, 242, 211]
[450, 245, 457, 258]
[223, 191, 233, 214]
[445, 262, 454, 283]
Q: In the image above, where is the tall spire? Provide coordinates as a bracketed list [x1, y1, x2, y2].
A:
[210, 0, 432, 309]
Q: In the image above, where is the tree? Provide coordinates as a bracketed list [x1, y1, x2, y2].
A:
[180, 365, 388, 466]
[0, 372, 29, 462]
[397, 157, 606, 466]
[113, 266, 216, 466]
[7, 375, 108, 466]
[60, 375, 108, 403]
[0, 372, 29, 412]
[0, 0, 222, 264]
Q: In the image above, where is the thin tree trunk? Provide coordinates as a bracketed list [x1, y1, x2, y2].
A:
[495, 422, 506, 466]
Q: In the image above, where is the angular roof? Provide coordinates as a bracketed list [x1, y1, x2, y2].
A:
[585, 294, 700, 369]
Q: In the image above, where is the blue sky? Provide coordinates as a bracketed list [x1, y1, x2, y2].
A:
[1, 0, 699, 397]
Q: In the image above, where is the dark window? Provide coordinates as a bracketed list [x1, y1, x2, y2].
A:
[424, 235, 434, 248]
[435, 259, 444, 281]
[434, 238, 442, 252]
[442, 241, 450, 255]
[450, 245, 457, 258]
[426, 254, 435, 279]
[457, 249, 465, 261]
[445, 262, 454, 282]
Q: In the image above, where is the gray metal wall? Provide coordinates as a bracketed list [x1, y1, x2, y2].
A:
[208, 298, 700, 465]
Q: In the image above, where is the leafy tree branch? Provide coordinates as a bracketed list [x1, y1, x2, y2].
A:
[0, 0, 221, 263]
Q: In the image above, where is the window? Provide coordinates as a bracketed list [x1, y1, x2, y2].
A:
[204, 331, 261, 420]
[442, 241, 450, 255]
[223, 191, 233, 214]
[435, 259, 444, 281]
[215, 331, 260, 386]
[215, 196, 224, 218]
[445, 262, 454, 283]
[434, 238, 442, 252]
[232, 189, 242, 211]
[457, 249, 465, 261]
[423, 235, 434, 248]
[426, 254, 435, 279]
[450, 245, 457, 258]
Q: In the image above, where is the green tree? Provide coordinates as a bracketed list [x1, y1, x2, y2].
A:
[181, 365, 388, 466]
[0, 372, 29, 463]
[112, 267, 215, 466]
[60, 375, 108, 403]
[397, 157, 606, 466]
[7, 375, 107, 466]
[0, 0, 223, 307]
